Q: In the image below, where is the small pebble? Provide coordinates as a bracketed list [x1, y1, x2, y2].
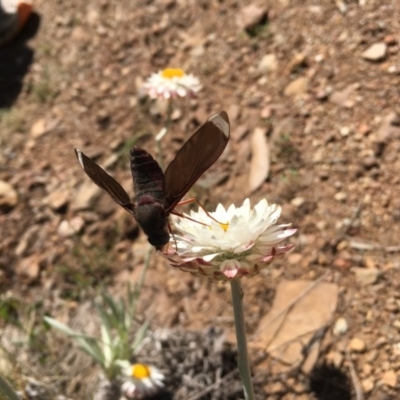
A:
[339, 126, 350, 136]
[349, 338, 366, 353]
[352, 267, 380, 286]
[291, 197, 305, 207]
[361, 378, 374, 393]
[361, 42, 387, 61]
[333, 317, 348, 335]
[382, 370, 397, 388]
[334, 192, 347, 202]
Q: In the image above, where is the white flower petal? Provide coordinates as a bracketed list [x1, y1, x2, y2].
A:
[121, 363, 164, 398]
[144, 69, 201, 100]
[165, 198, 296, 281]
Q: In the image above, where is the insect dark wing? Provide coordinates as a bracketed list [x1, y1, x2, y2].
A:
[74, 149, 134, 214]
[163, 111, 230, 213]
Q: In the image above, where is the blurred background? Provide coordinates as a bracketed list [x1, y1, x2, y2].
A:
[0, 0, 399, 399]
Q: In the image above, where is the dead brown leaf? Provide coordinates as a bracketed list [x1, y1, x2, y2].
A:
[249, 127, 270, 192]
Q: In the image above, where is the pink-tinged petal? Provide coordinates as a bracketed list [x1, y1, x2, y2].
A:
[223, 269, 239, 279]
[176, 87, 187, 97]
[259, 254, 275, 263]
[278, 228, 297, 238]
[220, 259, 241, 279]
[259, 227, 296, 243]
[162, 248, 177, 256]
[202, 252, 222, 261]
[274, 244, 295, 254]
[233, 240, 255, 253]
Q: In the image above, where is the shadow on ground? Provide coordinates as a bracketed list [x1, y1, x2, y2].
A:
[310, 362, 352, 400]
[0, 12, 40, 108]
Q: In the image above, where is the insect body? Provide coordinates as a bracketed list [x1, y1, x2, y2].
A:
[75, 111, 230, 249]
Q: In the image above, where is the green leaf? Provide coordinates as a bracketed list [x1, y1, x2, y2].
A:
[44, 317, 79, 336]
[96, 304, 112, 334]
[77, 337, 105, 366]
[102, 292, 123, 322]
[131, 321, 149, 354]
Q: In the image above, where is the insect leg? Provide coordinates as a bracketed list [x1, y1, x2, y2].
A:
[173, 198, 228, 226]
[166, 221, 178, 253]
[170, 209, 210, 227]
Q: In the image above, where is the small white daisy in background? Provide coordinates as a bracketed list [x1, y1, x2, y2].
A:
[143, 68, 201, 100]
[120, 362, 165, 399]
[165, 198, 296, 281]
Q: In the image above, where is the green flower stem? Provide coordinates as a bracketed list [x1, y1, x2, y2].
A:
[155, 130, 165, 171]
[140, 244, 152, 288]
[0, 372, 20, 400]
[230, 279, 255, 400]
[131, 244, 152, 318]
[155, 98, 173, 170]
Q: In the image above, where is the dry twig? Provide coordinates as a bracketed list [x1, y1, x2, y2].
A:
[345, 348, 364, 400]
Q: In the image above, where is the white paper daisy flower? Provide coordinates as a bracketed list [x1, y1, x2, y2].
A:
[143, 68, 201, 100]
[120, 362, 164, 399]
[165, 198, 296, 281]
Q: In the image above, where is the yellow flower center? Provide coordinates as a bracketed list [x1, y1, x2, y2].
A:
[161, 68, 185, 79]
[220, 222, 229, 232]
[131, 364, 151, 379]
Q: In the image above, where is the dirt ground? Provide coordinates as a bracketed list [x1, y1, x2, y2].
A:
[1, 0, 400, 399]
